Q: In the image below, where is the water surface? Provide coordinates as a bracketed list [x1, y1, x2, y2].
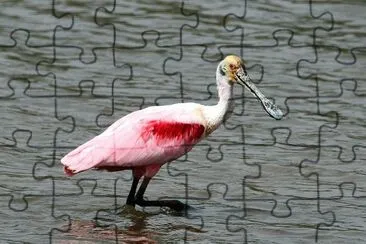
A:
[0, 0, 365, 243]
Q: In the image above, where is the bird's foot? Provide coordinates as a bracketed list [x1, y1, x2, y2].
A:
[125, 199, 136, 207]
[166, 200, 192, 212]
[135, 198, 192, 212]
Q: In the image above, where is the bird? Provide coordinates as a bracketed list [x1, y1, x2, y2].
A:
[61, 55, 283, 211]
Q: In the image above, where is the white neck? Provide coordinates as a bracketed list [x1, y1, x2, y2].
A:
[202, 63, 235, 134]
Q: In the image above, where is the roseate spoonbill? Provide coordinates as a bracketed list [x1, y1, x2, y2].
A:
[61, 55, 283, 211]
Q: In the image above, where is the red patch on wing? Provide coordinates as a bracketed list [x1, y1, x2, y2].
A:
[141, 120, 205, 145]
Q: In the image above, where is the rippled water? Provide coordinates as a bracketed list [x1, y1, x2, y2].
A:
[0, 0, 365, 243]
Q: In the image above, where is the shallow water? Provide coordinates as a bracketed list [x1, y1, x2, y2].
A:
[0, 0, 365, 243]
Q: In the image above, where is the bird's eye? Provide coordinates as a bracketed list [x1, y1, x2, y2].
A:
[220, 66, 225, 76]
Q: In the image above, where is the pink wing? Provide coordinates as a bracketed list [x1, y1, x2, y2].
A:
[61, 103, 205, 175]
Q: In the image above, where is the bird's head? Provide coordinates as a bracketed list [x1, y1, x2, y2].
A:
[218, 55, 283, 120]
[219, 55, 247, 85]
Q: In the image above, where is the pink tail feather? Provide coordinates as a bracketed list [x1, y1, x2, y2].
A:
[61, 137, 108, 176]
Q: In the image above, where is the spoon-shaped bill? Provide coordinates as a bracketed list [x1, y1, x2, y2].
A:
[236, 70, 283, 120]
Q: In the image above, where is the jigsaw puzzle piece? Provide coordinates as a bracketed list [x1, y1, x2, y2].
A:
[95, 80, 145, 128]
[301, 145, 366, 198]
[0, 130, 57, 209]
[316, 80, 366, 161]
[36, 47, 131, 97]
[227, 196, 335, 243]
[280, 96, 337, 146]
[158, 45, 218, 104]
[0, 1, 70, 46]
[182, 183, 246, 243]
[224, 0, 333, 47]
[95, 0, 197, 48]
[168, 142, 259, 201]
[98, 31, 182, 108]
[0, 193, 69, 243]
[243, 128, 320, 215]
[297, 3, 366, 95]
[310, 2, 366, 61]
[0, 79, 73, 147]
[52, 0, 115, 63]
[0, 30, 55, 97]
[317, 183, 366, 244]
[298, 46, 366, 96]
[180, 0, 245, 60]
[51, 176, 135, 242]
[53, 179, 116, 222]
[52, 81, 113, 147]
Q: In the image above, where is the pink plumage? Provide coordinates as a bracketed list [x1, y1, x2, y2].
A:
[61, 103, 206, 178]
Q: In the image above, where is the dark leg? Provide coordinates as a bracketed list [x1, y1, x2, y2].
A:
[126, 176, 140, 206]
[135, 177, 191, 212]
